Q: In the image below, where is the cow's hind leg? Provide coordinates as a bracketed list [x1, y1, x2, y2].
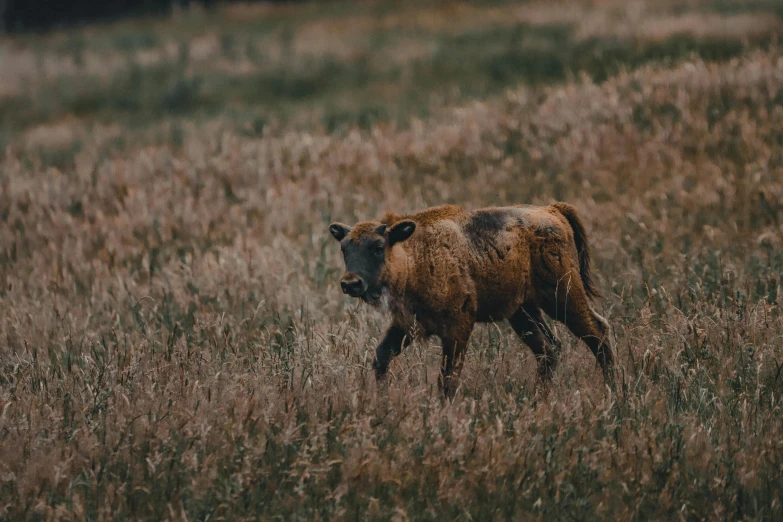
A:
[540, 272, 614, 382]
[508, 304, 560, 381]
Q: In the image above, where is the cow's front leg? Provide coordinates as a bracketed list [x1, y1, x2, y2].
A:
[438, 320, 474, 400]
[373, 325, 409, 384]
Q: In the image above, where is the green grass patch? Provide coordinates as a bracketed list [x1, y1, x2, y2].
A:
[1, 19, 768, 140]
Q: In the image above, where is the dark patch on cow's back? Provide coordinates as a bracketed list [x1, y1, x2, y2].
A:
[465, 209, 509, 260]
[467, 209, 507, 235]
[535, 224, 564, 241]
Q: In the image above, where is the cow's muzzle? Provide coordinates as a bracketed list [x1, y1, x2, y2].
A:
[340, 274, 366, 298]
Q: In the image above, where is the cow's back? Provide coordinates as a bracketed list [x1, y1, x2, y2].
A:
[389, 204, 575, 328]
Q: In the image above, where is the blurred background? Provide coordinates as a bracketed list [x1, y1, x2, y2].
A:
[1, 0, 780, 151]
[1, 0, 224, 32]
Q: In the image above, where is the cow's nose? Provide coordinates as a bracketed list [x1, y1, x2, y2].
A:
[341, 278, 364, 296]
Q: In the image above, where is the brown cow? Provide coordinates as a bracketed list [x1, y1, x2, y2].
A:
[329, 202, 613, 398]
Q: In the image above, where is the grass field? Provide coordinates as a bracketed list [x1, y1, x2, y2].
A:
[2, 0, 783, 519]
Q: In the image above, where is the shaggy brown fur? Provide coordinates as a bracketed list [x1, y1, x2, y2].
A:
[329, 202, 613, 398]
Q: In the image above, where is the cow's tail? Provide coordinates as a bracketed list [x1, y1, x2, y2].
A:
[551, 202, 601, 300]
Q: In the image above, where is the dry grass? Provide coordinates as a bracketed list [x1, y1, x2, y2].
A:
[1, 0, 783, 520]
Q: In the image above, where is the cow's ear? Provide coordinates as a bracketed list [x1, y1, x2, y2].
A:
[387, 220, 416, 246]
[329, 223, 350, 241]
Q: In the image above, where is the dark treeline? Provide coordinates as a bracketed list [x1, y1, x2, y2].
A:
[0, 0, 296, 32]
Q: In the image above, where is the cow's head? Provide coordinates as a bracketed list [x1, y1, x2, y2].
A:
[328, 219, 416, 303]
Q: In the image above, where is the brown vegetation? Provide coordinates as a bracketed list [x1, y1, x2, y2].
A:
[1, 0, 783, 519]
